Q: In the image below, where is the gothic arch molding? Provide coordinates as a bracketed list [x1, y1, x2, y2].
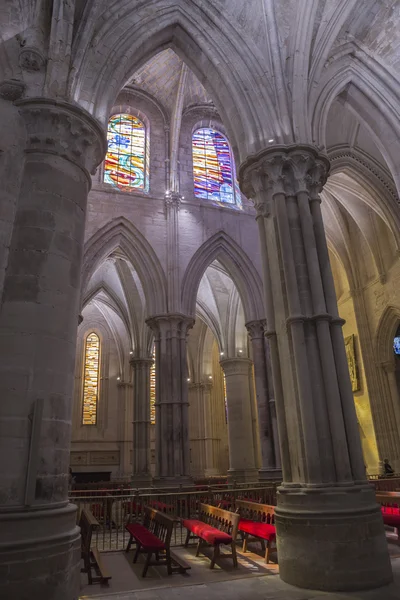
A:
[69, 0, 279, 159]
[82, 216, 167, 316]
[181, 231, 264, 323]
[311, 54, 400, 195]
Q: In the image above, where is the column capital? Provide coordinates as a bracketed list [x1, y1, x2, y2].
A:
[220, 357, 253, 376]
[239, 144, 330, 217]
[0, 79, 26, 102]
[146, 313, 194, 338]
[15, 97, 107, 179]
[165, 191, 182, 210]
[246, 319, 267, 340]
[129, 357, 154, 367]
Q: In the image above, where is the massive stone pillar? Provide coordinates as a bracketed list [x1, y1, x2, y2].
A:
[240, 145, 392, 591]
[130, 357, 153, 486]
[146, 314, 194, 485]
[0, 98, 105, 600]
[246, 320, 281, 479]
[220, 358, 258, 482]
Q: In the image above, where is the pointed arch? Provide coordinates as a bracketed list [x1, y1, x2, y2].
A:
[181, 231, 264, 323]
[82, 216, 167, 316]
[375, 305, 400, 367]
[69, 0, 280, 159]
[310, 51, 400, 195]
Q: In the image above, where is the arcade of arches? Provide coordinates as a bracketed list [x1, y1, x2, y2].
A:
[2, 2, 400, 599]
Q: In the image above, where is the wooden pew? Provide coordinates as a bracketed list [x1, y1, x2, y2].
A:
[79, 508, 112, 585]
[235, 499, 277, 563]
[182, 503, 239, 569]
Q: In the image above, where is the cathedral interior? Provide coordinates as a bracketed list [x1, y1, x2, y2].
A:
[2, 2, 400, 599]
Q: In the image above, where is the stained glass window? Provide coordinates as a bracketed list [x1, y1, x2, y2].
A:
[223, 374, 228, 423]
[150, 345, 156, 424]
[82, 333, 100, 425]
[192, 127, 241, 208]
[394, 336, 400, 355]
[104, 114, 148, 192]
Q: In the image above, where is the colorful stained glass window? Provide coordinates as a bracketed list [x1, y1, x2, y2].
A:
[150, 345, 156, 424]
[104, 114, 148, 191]
[82, 333, 100, 425]
[192, 127, 240, 208]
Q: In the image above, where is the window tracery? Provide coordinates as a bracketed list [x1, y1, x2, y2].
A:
[104, 113, 149, 192]
[192, 127, 241, 208]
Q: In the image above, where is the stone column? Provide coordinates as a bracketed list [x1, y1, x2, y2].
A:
[146, 314, 194, 485]
[117, 381, 133, 481]
[240, 145, 391, 591]
[130, 357, 153, 486]
[0, 98, 105, 600]
[202, 381, 219, 476]
[246, 320, 281, 479]
[220, 358, 258, 482]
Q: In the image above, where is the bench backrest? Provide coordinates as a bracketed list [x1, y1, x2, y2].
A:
[199, 503, 240, 539]
[79, 508, 100, 555]
[143, 506, 174, 547]
[235, 499, 275, 524]
[376, 491, 400, 507]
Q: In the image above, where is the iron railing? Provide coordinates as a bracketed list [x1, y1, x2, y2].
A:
[69, 484, 278, 551]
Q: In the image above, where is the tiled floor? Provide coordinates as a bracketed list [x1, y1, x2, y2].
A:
[79, 539, 400, 600]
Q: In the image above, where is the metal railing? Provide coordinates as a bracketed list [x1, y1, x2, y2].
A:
[69, 484, 278, 551]
[369, 475, 400, 493]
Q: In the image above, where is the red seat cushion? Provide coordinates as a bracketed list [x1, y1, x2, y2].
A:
[125, 524, 165, 551]
[381, 507, 400, 527]
[238, 519, 276, 541]
[182, 519, 232, 545]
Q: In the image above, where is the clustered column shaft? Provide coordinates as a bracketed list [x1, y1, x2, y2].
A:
[130, 357, 153, 485]
[146, 313, 193, 483]
[240, 144, 392, 591]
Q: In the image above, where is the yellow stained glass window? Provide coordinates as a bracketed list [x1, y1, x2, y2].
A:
[150, 345, 156, 424]
[223, 374, 227, 423]
[82, 332, 100, 425]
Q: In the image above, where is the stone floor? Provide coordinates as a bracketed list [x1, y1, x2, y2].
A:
[79, 533, 400, 600]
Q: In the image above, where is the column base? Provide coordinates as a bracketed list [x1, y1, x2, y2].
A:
[259, 468, 282, 481]
[0, 503, 80, 600]
[227, 468, 259, 484]
[276, 483, 392, 591]
[131, 474, 152, 488]
[152, 476, 193, 488]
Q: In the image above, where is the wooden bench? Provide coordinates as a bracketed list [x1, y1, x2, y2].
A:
[79, 509, 112, 585]
[182, 503, 239, 569]
[125, 507, 174, 577]
[377, 492, 400, 540]
[235, 499, 277, 563]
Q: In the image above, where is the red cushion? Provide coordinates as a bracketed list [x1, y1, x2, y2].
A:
[238, 519, 276, 540]
[126, 523, 149, 536]
[381, 506, 400, 515]
[182, 519, 232, 545]
[125, 524, 165, 550]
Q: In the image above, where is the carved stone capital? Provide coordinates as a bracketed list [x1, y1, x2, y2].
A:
[220, 357, 253, 376]
[165, 191, 182, 210]
[146, 313, 195, 339]
[0, 79, 26, 101]
[19, 47, 45, 72]
[239, 144, 330, 216]
[15, 98, 107, 178]
[246, 319, 266, 340]
[130, 357, 154, 368]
